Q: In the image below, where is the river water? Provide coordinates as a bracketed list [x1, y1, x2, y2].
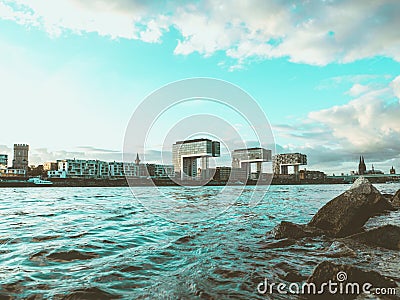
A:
[0, 184, 399, 299]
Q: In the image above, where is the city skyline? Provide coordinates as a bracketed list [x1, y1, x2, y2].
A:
[1, 1, 400, 174]
[0, 141, 398, 176]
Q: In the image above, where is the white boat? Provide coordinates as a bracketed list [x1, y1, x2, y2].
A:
[27, 177, 53, 186]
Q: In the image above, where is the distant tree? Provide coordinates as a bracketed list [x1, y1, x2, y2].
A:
[28, 165, 46, 177]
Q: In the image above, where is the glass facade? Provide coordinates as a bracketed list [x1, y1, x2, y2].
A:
[172, 138, 220, 179]
[232, 148, 271, 168]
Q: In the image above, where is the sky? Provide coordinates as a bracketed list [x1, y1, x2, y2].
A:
[1, 0, 400, 175]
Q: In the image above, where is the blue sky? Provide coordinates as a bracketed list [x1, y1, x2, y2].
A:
[1, 0, 400, 174]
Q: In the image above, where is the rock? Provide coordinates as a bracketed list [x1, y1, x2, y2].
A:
[283, 271, 308, 282]
[307, 261, 397, 299]
[346, 225, 400, 250]
[46, 250, 98, 262]
[323, 241, 357, 258]
[275, 262, 308, 282]
[61, 287, 119, 300]
[262, 238, 296, 249]
[272, 221, 325, 239]
[391, 190, 400, 209]
[308, 177, 395, 237]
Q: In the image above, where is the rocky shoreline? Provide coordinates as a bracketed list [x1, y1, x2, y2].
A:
[266, 177, 400, 299]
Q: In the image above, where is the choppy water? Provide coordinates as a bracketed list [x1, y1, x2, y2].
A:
[0, 184, 399, 299]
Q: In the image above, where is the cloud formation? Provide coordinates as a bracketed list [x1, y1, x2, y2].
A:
[1, 0, 400, 67]
[273, 75, 400, 173]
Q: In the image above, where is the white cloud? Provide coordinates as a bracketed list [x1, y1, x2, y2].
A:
[271, 76, 400, 173]
[1, 0, 400, 66]
[308, 81, 400, 151]
[346, 83, 371, 96]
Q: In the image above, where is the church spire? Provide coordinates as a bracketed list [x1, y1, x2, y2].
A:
[358, 155, 366, 175]
[135, 153, 141, 165]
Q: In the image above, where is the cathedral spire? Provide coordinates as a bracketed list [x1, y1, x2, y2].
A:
[358, 155, 366, 175]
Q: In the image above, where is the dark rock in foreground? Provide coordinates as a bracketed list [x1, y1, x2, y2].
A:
[46, 250, 98, 262]
[262, 238, 296, 249]
[346, 225, 400, 250]
[60, 287, 119, 300]
[391, 189, 400, 209]
[307, 261, 397, 299]
[323, 241, 357, 258]
[272, 221, 325, 239]
[308, 177, 395, 237]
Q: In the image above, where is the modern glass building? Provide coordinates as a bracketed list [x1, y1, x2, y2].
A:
[172, 138, 220, 180]
[272, 153, 307, 175]
[231, 147, 272, 180]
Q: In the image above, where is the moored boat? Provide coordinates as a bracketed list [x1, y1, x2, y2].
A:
[27, 177, 53, 186]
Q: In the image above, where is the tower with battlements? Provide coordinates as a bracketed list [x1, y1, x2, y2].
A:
[12, 144, 29, 171]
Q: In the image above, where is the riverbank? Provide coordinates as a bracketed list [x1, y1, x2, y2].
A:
[0, 175, 399, 188]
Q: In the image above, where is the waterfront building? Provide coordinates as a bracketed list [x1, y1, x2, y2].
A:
[43, 162, 58, 171]
[109, 162, 145, 178]
[172, 138, 220, 180]
[213, 166, 232, 181]
[0, 154, 8, 167]
[273, 153, 307, 175]
[232, 148, 272, 180]
[47, 170, 67, 178]
[48, 158, 173, 179]
[390, 166, 396, 174]
[12, 144, 29, 171]
[146, 164, 174, 178]
[365, 164, 384, 175]
[358, 156, 366, 175]
[1, 168, 27, 177]
[54, 159, 109, 178]
[299, 169, 326, 180]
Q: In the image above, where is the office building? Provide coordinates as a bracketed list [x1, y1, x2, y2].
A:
[172, 138, 220, 180]
[146, 164, 174, 178]
[273, 153, 307, 175]
[213, 166, 231, 181]
[232, 147, 272, 180]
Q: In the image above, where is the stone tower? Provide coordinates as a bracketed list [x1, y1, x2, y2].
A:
[12, 144, 29, 170]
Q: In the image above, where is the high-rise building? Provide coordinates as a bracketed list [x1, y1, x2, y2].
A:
[172, 138, 220, 180]
[232, 147, 272, 180]
[358, 156, 366, 175]
[273, 153, 307, 175]
[12, 144, 29, 170]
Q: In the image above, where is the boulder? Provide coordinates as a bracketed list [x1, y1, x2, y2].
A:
[323, 241, 357, 258]
[307, 261, 397, 299]
[60, 287, 119, 300]
[308, 177, 395, 237]
[262, 238, 296, 249]
[346, 225, 400, 250]
[272, 221, 325, 239]
[391, 189, 400, 209]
